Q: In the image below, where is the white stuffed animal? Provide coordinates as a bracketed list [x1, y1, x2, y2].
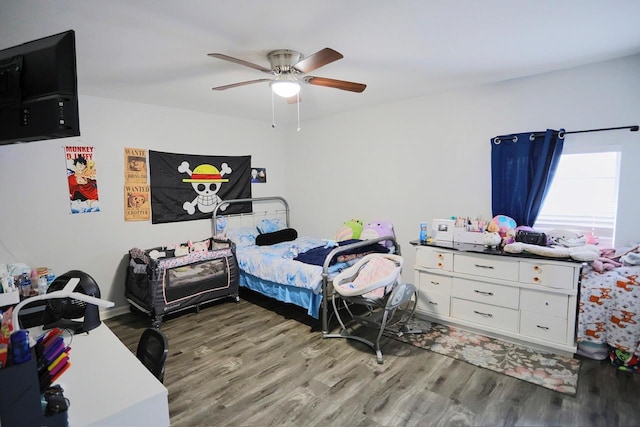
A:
[546, 229, 587, 247]
[503, 241, 600, 261]
[188, 239, 210, 253]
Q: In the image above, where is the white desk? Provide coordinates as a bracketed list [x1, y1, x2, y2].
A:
[31, 323, 169, 427]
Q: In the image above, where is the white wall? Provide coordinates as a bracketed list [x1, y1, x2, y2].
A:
[0, 96, 286, 315]
[285, 54, 640, 284]
[2, 55, 639, 316]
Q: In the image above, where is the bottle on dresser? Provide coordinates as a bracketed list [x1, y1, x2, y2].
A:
[18, 272, 32, 299]
[419, 222, 428, 243]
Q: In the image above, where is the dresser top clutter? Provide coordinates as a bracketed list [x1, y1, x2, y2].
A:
[411, 240, 584, 263]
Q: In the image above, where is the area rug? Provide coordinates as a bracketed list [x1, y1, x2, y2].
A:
[385, 319, 581, 396]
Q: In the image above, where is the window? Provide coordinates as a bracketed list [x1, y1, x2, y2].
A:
[534, 151, 620, 248]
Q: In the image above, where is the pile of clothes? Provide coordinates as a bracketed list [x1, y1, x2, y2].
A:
[591, 244, 640, 273]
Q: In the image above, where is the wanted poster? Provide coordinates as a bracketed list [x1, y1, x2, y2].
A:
[125, 147, 148, 184]
[124, 184, 151, 221]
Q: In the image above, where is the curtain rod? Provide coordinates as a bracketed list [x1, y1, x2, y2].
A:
[561, 125, 638, 137]
[494, 125, 638, 143]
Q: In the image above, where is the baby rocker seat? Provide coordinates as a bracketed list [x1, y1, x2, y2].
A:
[326, 253, 420, 364]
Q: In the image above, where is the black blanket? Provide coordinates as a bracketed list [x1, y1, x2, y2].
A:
[294, 239, 389, 266]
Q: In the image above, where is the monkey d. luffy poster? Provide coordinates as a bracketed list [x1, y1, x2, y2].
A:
[65, 146, 100, 214]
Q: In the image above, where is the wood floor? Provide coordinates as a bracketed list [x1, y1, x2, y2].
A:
[106, 289, 640, 427]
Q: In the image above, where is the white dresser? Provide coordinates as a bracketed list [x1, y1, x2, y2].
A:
[414, 243, 582, 356]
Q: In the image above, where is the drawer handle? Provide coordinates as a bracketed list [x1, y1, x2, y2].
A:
[474, 264, 495, 269]
[473, 310, 493, 318]
[536, 325, 550, 330]
[534, 265, 542, 272]
[437, 262, 444, 268]
[428, 301, 439, 305]
[533, 277, 540, 283]
[430, 280, 440, 286]
[437, 254, 444, 260]
[474, 290, 494, 296]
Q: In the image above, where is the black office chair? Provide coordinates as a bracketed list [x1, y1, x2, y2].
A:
[136, 328, 169, 383]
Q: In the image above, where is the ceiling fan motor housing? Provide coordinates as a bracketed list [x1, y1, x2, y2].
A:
[267, 50, 303, 74]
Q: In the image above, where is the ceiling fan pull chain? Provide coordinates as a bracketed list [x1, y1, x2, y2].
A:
[297, 92, 301, 132]
[271, 90, 276, 128]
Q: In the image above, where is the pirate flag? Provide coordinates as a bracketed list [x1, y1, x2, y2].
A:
[149, 150, 252, 224]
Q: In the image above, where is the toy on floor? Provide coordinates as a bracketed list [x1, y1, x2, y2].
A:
[609, 347, 639, 372]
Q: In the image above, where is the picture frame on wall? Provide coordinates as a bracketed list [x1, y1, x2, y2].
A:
[251, 167, 267, 183]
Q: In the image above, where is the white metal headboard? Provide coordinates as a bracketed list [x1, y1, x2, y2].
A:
[211, 196, 290, 238]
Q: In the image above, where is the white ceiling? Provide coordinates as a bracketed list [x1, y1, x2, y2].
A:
[3, 1, 640, 125]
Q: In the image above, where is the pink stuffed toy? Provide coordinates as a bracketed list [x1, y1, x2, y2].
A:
[592, 257, 622, 273]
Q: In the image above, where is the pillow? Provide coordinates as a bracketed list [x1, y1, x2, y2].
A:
[226, 227, 259, 247]
[256, 228, 298, 246]
[257, 218, 287, 234]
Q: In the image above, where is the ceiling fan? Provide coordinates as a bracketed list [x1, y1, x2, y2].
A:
[208, 48, 366, 103]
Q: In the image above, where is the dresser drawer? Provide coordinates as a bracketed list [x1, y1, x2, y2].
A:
[520, 311, 568, 344]
[454, 253, 519, 281]
[452, 278, 519, 309]
[417, 271, 452, 294]
[416, 247, 453, 271]
[417, 291, 450, 316]
[519, 261, 577, 290]
[451, 298, 519, 332]
[520, 289, 568, 318]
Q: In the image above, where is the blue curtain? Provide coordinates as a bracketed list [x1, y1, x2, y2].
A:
[491, 129, 564, 227]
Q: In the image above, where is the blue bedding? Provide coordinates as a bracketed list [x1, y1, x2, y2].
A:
[235, 235, 348, 295]
[239, 272, 322, 318]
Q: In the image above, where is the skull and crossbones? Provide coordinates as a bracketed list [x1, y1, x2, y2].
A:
[178, 161, 232, 215]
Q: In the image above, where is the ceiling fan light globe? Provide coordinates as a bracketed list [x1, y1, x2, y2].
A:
[270, 81, 300, 98]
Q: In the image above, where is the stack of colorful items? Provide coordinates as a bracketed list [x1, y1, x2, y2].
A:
[35, 328, 71, 390]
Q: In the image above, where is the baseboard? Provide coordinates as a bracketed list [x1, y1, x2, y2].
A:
[101, 306, 129, 320]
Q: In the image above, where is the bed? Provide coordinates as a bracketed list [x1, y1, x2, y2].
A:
[211, 196, 397, 334]
[577, 263, 640, 362]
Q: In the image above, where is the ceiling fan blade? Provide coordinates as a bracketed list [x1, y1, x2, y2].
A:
[208, 53, 272, 73]
[303, 76, 366, 93]
[212, 79, 272, 91]
[293, 48, 343, 74]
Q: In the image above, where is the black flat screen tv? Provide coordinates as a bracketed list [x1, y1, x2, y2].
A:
[0, 30, 80, 145]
